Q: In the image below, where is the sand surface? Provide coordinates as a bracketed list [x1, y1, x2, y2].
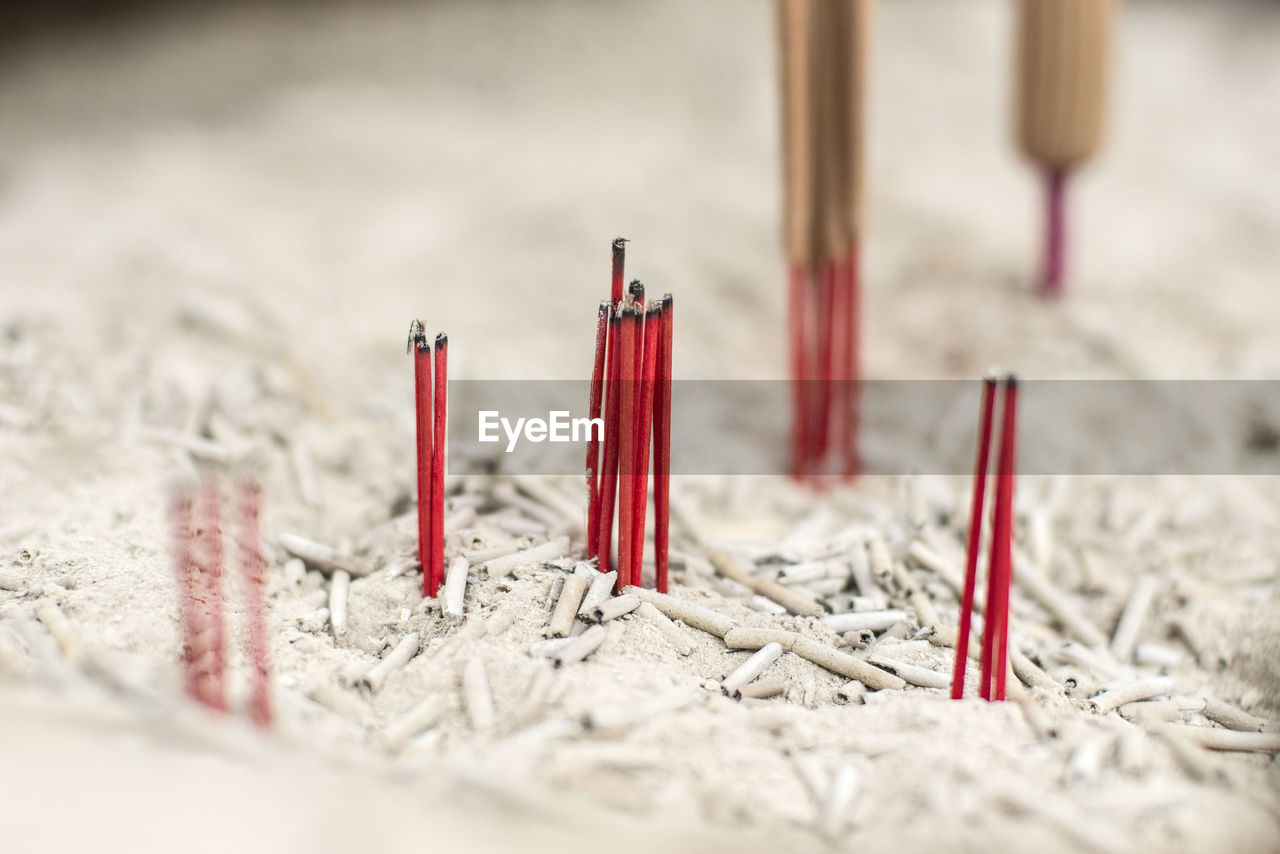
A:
[1, 1, 1279, 851]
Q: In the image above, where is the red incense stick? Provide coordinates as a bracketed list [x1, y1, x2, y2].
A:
[990, 377, 1018, 701]
[616, 303, 639, 589]
[596, 305, 623, 575]
[979, 377, 1018, 701]
[950, 375, 997, 699]
[631, 301, 661, 581]
[237, 476, 272, 730]
[1041, 170, 1067, 298]
[408, 321, 433, 597]
[653, 295, 674, 593]
[586, 301, 609, 557]
[430, 332, 448, 598]
[198, 476, 227, 711]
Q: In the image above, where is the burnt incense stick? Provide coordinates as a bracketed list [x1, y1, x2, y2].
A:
[596, 305, 623, 575]
[653, 295, 674, 594]
[631, 302, 662, 579]
[408, 321, 433, 596]
[616, 303, 639, 589]
[586, 300, 609, 558]
[951, 376, 997, 699]
[611, 237, 627, 306]
[237, 476, 272, 730]
[430, 332, 448, 598]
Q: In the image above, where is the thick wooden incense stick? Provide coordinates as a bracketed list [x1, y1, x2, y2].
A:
[776, 0, 873, 480]
[653, 295, 674, 594]
[951, 376, 997, 700]
[430, 332, 448, 598]
[1016, 0, 1113, 297]
[777, 0, 816, 480]
[586, 300, 609, 557]
[408, 321, 434, 596]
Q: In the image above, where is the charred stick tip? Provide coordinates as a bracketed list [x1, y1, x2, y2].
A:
[407, 319, 429, 354]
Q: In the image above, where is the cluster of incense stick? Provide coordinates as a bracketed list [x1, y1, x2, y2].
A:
[407, 321, 448, 598]
[585, 239, 674, 592]
[1016, 0, 1114, 296]
[170, 474, 272, 729]
[775, 0, 872, 480]
[950, 375, 1019, 701]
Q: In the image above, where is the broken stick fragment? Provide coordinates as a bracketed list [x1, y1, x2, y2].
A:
[546, 574, 588, 638]
[707, 549, 824, 617]
[279, 533, 374, 577]
[588, 593, 641, 623]
[624, 586, 735, 638]
[485, 536, 571, 577]
[723, 626, 906, 691]
[359, 632, 421, 694]
[552, 625, 607, 667]
[634, 602, 695, 655]
[866, 653, 950, 689]
[722, 642, 784, 695]
[442, 556, 470, 619]
[375, 695, 448, 753]
[1090, 676, 1177, 714]
[329, 570, 350, 640]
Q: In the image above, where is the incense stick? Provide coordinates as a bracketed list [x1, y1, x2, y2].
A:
[430, 332, 448, 598]
[980, 377, 1018, 701]
[408, 321, 434, 596]
[951, 376, 997, 699]
[776, 0, 872, 480]
[596, 305, 623, 575]
[616, 303, 639, 590]
[1016, 0, 1113, 297]
[631, 301, 661, 580]
[653, 294, 674, 593]
[586, 300, 609, 558]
